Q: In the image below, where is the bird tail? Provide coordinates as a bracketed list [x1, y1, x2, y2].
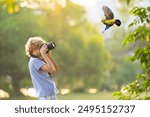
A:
[102, 25, 110, 33]
[115, 19, 121, 26]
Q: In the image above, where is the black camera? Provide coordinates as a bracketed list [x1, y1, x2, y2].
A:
[40, 41, 56, 53]
[46, 41, 56, 50]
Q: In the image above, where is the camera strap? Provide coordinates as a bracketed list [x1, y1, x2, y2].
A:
[31, 54, 44, 61]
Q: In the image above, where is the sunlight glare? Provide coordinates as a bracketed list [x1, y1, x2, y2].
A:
[27, 88, 36, 97]
[60, 89, 71, 95]
[88, 88, 97, 94]
[20, 88, 36, 97]
[0, 89, 9, 98]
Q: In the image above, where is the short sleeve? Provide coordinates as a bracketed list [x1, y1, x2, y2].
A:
[33, 58, 45, 71]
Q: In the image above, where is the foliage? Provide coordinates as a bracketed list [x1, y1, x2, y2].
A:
[0, 8, 41, 96]
[0, 0, 20, 14]
[114, 1, 150, 99]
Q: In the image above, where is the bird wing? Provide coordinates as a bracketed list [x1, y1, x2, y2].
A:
[102, 6, 114, 20]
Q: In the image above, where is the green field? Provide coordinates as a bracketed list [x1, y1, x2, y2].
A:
[58, 92, 116, 100]
[5, 92, 117, 100]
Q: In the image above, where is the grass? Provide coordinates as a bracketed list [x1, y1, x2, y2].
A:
[58, 92, 116, 100]
[2, 92, 117, 100]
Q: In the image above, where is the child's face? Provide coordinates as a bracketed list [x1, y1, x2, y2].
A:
[32, 41, 44, 57]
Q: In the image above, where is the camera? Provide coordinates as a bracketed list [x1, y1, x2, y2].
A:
[40, 41, 56, 53]
[46, 42, 56, 53]
[46, 41, 56, 50]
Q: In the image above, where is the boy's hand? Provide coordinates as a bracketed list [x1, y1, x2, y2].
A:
[40, 44, 48, 55]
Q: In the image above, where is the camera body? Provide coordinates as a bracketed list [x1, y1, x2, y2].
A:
[46, 41, 56, 51]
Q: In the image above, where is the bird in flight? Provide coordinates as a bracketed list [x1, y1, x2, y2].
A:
[101, 6, 121, 33]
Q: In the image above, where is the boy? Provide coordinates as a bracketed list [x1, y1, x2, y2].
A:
[25, 37, 59, 100]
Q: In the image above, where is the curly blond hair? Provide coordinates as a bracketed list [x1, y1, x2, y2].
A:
[25, 37, 46, 57]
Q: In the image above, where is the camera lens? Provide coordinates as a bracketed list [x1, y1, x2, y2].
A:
[47, 41, 56, 50]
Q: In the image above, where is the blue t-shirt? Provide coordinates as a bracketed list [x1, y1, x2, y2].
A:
[29, 57, 58, 97]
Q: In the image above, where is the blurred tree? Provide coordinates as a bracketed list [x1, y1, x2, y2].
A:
[0, 8, 41, 96]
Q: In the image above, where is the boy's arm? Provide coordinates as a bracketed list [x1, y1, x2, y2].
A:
[40, 44, 56, 74]
[47, 52, 60, 72]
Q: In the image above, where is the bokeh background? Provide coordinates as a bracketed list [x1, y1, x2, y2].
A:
[0, 0, 149, 100]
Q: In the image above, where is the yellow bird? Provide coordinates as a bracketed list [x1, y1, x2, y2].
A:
[101, 6, 121, 33]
